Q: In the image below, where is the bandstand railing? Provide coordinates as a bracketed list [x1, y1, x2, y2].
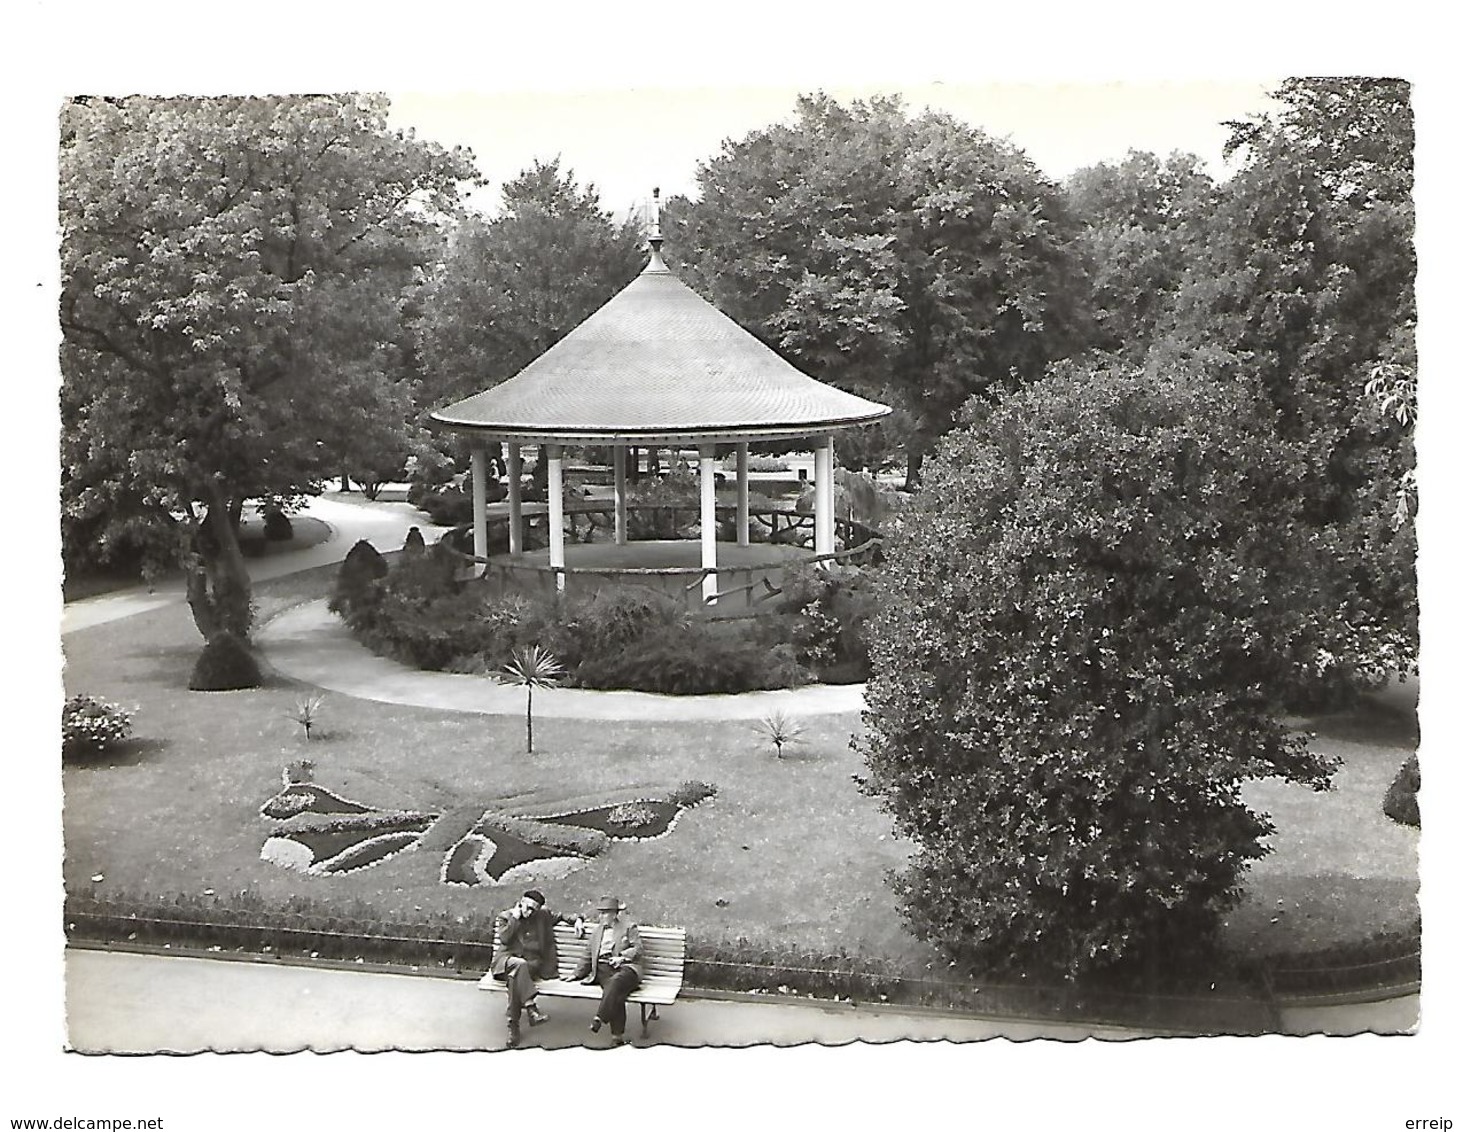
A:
[444, 503, 882, 615]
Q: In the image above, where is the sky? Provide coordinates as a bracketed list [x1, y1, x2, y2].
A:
[388, 81, 1282, 220]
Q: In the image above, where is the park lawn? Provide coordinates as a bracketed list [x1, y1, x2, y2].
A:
[1224, 699, 1420, 959]
[62, 567, 938, 973]
[62, 564, 1419, 980]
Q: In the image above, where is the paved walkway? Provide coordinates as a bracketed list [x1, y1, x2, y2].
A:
[62, 948, 1417, 1053]
[62, 494, 448, 635]
[58, 947, 1133, 1051]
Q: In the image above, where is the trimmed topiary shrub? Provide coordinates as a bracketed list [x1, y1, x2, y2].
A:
[329, 539, 389, 619]
[1382, 754, 1420, 827]
[401, 526, 427, 559]
[62, 694, 133, 761]
[189, 631, 263, 690]
[262, 507, 293, 541]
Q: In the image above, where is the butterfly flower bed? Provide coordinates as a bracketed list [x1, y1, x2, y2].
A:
[259, 783, 371, 820]
[260, 779, 718, 885]
[544, 799, 684, 841]
[441, 828, 580, 886]
[261, 812, 435, 876]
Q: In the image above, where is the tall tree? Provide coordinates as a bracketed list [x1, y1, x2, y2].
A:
[417, 159, 645, 407]
[60, 94, 477, 642]
[666, 94, 1084, 486]
[1154, 78, 1416, 694]
[1063, 150, 1214, 360]
[858, 361, 1336, 980]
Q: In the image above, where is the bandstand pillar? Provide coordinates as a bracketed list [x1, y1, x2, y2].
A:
[735, 441, 750, 547]
[506, 443, 524, 556]
[814, 435, 835, 560]
[471, 447, 489, 565]
[699, 443, 718, 604]
[545, 443, 566, 592]
[613, 443, 628, 546]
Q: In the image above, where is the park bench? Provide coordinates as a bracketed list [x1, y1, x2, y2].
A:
[477, 923, 686, 1038]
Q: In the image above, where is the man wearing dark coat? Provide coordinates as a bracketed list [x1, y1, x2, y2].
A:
[569, 895, 643, 1046]
[490, 888, 582, 1048]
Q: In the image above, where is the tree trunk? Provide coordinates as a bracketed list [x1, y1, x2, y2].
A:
[185, 479, 255, 642]
[525, 686, 534, 754]
[903, 442, 924, 491]
[340, 471, 354, 493]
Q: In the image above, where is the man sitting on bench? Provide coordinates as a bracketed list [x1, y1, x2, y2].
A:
[570, 895, 642, 1047]
[490, 888, 584, 1049]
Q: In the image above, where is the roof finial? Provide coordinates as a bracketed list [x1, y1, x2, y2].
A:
[645, 187, 668, 273]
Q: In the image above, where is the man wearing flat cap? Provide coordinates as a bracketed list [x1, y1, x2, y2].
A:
[569, 895, 642, 1046]
[490, 888, 583, 1049]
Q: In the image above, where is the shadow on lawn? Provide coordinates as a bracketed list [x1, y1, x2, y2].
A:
[1301, 703, 1418, 748]
[66, 736, 172, 769]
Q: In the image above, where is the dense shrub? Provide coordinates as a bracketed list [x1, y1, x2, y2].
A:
[401, 526, 427, 559]
[536, 588, 686, 674]
[337, 547, 835, 693]
[390, 540, 461, 601]
[575, 622, 807, 694]
[62, 694, 133, 761]
[858, 365, 1337, 980]
[422, 480, 510, 523]
[262, 508, 293, 541]
[668, 780, 718, 807]
[604, 801, 660, 833]
[406, 446, 460, 509]
[1382, 754, 1420, 827]
[329, 539, 389, 617]
[419, 487, 474, 526]
[357, 588, 536, 673]
[755, 563, 875, 682]
[189, 631, 263, 690]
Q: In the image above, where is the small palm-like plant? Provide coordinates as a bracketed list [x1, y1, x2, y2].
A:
[289, 692, 325, 741]
[500, 645, 565, 753]
[753, 711, 805, 759]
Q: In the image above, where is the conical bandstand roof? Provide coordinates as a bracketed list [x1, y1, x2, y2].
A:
[429, 253, 890, 445]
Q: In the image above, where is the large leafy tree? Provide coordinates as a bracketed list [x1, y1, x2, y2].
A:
[666, 94, 1084, 486]
[1154, 77, 1416, 694]
[1063, 150, 1214, 361]
[416, 159, 645, 408]
[857, 362, 1336, 980]
[60, 94, 477, 641]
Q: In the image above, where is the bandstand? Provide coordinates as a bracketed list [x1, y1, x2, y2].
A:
[428, 194, 890, 611]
